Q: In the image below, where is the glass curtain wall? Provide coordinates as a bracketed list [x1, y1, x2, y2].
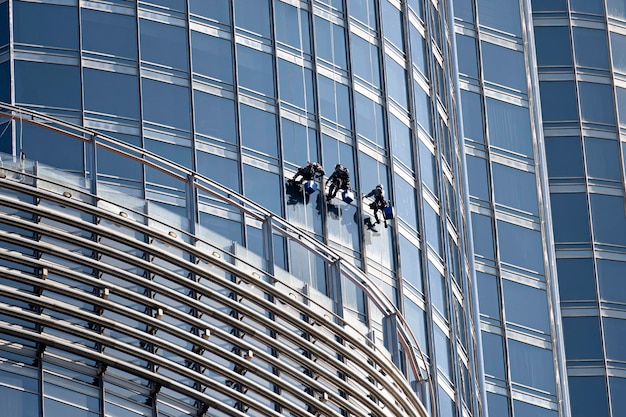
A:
[533, 1, 626, 416]
[453, 0, 569, 416]
[2, 1, 481, 417]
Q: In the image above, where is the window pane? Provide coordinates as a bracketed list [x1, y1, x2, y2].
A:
[189, 0, 230, 24]
[611, 32, 626, 73]
[389, 114, 412, 168]
[243, 165, 282, 215]
[585, 137, 621, 180]
[590, 194, 626, 246]
[482, 332, 506, 379]
[140, 19, 188, 71]
[410, 25, 427, 75]
[141, 79, 191, 131]
[276, 2, 311, 53]
[482, 42, 526, 92]
[549, 193, 590, 243]
[486, 98, 532, 157]
[82, 9, 136, 60]
[194, 90, 237, 143]
[351, 33, 381, 88]
[400, 235, 422, 292]
[573, 27, 609, 69]
[492, 163, 538, 214]
[556, 258, 597, 301]
[471, 213, 495, 260]
[191, 31, 233, 83]
[466, 155, 490, 201]
[503, 280, 549, 332]
[539, 81, 578, 122]
[355, 92, 385, 147]
[456, 34, 479, 78]
[83, 69, 139, 120]
[513, 400, 558, 417]
[382, 0, 404, 48]
[15, 61, 80, 109]
[234, 0, 270, 37]
[429, 262, 447, 318]
[477, 0, 521, 36]
[197, 152, 239, 192]
[394, 174, 418, 230]
[477, 272, 500, 319]
[545, 136, 584, 178]
[509, 340, 556, 392]
[570, 377, 609, 417]
[598, 259, 626, 304]
[534, 26, 572, 67]
[14, 1, 78, 50]
[386, 57, 409, 108]
[497, 220, 544, 273]
[461, 90, 484, 142]
[579, 82, 616, 125]
[487, 393, 510, 417]
[237, 45, 274, 96]
[609, 377, 626, 415]
[240, 105, 277, 157]
[562, 317, 603, 360]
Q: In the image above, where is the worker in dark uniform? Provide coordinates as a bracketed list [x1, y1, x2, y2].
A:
[291, 161, 325, 185]
[364, 184, 388, 230]
[326, 163, 351, 202]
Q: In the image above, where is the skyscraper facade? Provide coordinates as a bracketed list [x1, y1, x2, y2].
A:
[0, 1, 482, 417]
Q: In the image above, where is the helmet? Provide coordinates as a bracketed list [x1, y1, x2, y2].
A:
[376, 184, 383, 190]
[335, 163, 342, 170]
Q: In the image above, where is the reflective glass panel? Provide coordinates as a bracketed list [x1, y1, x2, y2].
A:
[243, 165, 282, 216]
[466, 155, 490, 201]
[382, 0, 404, 48]
[514, 401, 558, 417]
[389, 114, 412, 168]
[562, 317, 603, 360]
[350, 0, 377, 28]
[534, 26, 572, 67]
[545, 136, 584, 178]
[598, 259, 626, 304]
[585, 137, 621, 180]
[487, 393, 510, 417]
[486, 98, 532, 157]
[482, 332, 506, 379]
[456, 34, 479, 78]
[194, 90, 237, 144]
[399, 235, 422, 292]
[82, 9, 136, 60]
[556, 258, 597, 301]
[15, 61, 80, 110]
[579, 82, 616, 125]
[497, 221, 544, 273]
[461, 90, 484, 142]
[549, 193, 590, 243]
[477, 0, 521, 36]
[140, 19, 188, 71]
[355, 92, 384, 147]
[191, 31, 233, 83]
[492, 163, 538, 214]
[14, 1, 78, 50]
[569, 376, 609, 417]
[275, 1, 311, 53]
[477, 272, 500, 319]
[314, 16, 347, 69]
[234, 0, 270, 37]
[190, 0, 230, 24]
[503, 280, 549, 332]
[471, 213, 495, 260]
[605, 317, 626, 361]
[573, 27, 609, 69]
[83, 69, 139, 120]
[590, 194, 626, 246]
[612, 32, 626, 74]
[609, 377, 626, 415]
[240, 105, 278, 157]
[237, 45, 274, 97]
[141, 79, 191, 131]
[351, 33, 381, 88]
[509, 340, 556, 392]
[482, 42, 527, 92]
[539, 81, 578, 122]
[386, 56, 409, 108]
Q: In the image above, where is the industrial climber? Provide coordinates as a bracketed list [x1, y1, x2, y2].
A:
[290, 161, 325, 185]
[326, 163, 351, 202]
[363, 184, 389, 231]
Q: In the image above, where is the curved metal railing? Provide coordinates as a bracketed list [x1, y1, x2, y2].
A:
[0, 103, 431, 410]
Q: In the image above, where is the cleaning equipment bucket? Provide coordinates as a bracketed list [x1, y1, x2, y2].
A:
[383, 206, 395, 220]
[342, 190, 354, 204]
[304, 180, 318, 194]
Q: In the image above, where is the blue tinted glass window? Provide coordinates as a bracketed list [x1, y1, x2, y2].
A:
[471, 213, 495, 260]
[585, 137, 621, 180]
[454, 0, 473, 21]
[598, 259, 626, 304]
[0, 3, 7, 47]
[409, 25, 427, 76]
[279, 59, 314, 110]
[461, 90, 484, 142]
[0, 371, 39, 416]
[419, 141, 437, 193]
[424, 203, 442, 255]
[83, 69, 139, 120]
[610, 377, 626, 415]
[197, 152, 239, 192]
[608, 0, 626, 19]
[142, 79, 191, 131]
[590, 194, 626, 246]
[513, 401, 558, 417]
[503, 280, 549, 332]
[190, 0, 230, 24]
[282, 119, 317, 167]
[550, 193, 590, 243]
[414, 84, 432, 134]
[486, 98, 532, 157]
[97, 146, 142, 184]
[492, 164, 538, 214]
[466, 155, 490, 201]
[400, 235, 422, 292]
[351, 34, 381, 88]
[456, 34, 479, 78]
[385, 56, 409, 108]
[382, 1, 404, 48]
[482, 42, 526, 92]
[194, 91, 236, 143]
[14, 1, 78, 50]
[619, 87, 626, 126]
[579, 82, 616, 125]
[509, 340, 556, 392]
[497, 221, 544, 273]
[562, 317, 603, 360]
[573, 27, 609, 69]
[545, 136, 584, 178]
[319, 76, 351, 127]
[82, 9, 136, 60]
[429, 262, 447, 318]
[539, 81, 578, 122]
[240, 105, 277, 157]
[275, 2, 311, 53]
[243, 165, 282, 215]
[534, 26, 572, 67]
[389, 115, 412, 168]
[556, 258, 597, 301]
[355, 93, 384, 147]
[487, 393, 509, 417]
[612, 32, 626, 73]
[604, 317, 626, 361]
[140, 19, 188, 71]
[477, 0, 521, 36]
[15, 61, 80, 110]
[477, 272, 500, 319]
[350, 0, 377, 28]
[434, 327, 452, 379]
[404, 297, 428, 353]
[394, 174, 418, 230]
[191, 32, 233, 83]
[314, 16, 347, 69]
[21, 124, 83, 172]
[234, 0, 270, 37]
[569, 377, 610, 417]
[237, 45, 274, 96]
[570, 0, 604, 14]
[482, 332, 506, 379]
